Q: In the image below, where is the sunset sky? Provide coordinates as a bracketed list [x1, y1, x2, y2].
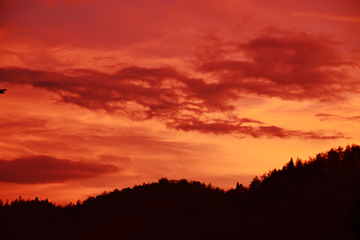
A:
[0, 0, 359, 205]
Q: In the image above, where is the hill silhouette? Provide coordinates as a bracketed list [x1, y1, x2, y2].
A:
[1, 144, 360, 240]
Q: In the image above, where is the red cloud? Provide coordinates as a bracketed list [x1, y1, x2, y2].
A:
[0, 155, 120, 184]
[195, 30, 359, 101]
[0, 66, 236, 118]
[0, 66, 348, 139]
[0, 29, 356, 139]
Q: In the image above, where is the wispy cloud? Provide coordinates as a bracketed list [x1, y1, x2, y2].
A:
[316, 113, 360, 121]
[293, 12, 360, 23]
[167, 116, 345, 139]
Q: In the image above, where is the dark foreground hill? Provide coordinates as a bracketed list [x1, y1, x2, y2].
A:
[1, 145, 360, 240]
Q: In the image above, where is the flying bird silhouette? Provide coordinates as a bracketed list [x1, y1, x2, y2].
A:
[0, 89, 7, 94]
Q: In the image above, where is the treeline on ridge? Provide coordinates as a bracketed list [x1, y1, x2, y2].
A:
[0, 145, 360, 240]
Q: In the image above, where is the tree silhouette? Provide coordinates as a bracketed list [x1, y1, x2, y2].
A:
[349, 186, 360, 239]
[1, 144, 360, 239]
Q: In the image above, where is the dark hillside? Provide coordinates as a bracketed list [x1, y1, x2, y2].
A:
[0, 145, 360, 240]
[226, 145, 360, 239]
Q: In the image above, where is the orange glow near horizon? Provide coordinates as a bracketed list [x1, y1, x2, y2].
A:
[0, 0, 359, 205]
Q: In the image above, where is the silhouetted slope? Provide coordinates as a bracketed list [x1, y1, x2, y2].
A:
[227, 145, 360, 239]
[0, 145, 359, 240]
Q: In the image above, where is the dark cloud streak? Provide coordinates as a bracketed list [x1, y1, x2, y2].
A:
[0, 155, 120, 184]
[316, 113, 360, 121]
[167, 117, 345, 139]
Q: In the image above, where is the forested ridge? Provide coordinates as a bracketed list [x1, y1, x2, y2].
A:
[1, 145, 360, 240]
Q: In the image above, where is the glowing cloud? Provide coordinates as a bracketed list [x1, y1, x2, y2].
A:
[0, 63, 348, 139]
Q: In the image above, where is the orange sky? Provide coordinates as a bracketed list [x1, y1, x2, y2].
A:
[0, 0, 359, 205]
